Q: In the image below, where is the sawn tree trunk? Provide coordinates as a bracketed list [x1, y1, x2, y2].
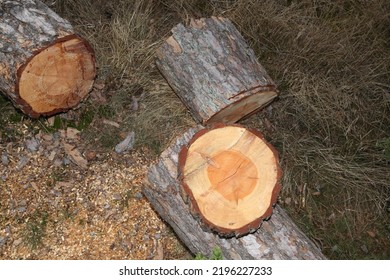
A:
[0, 0, 96, 118]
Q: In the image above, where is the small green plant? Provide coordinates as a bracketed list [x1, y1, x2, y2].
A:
[195, 246, 223, 260]
[23, 211, 48, 249]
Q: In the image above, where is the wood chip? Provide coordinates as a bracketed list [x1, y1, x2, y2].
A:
[102, 119, 120, 128]
[68, 127, 80, 138]
[63, 143, 88, 169]
[31, 182, 40, 193]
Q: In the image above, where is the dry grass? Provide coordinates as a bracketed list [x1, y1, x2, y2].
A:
[226, 0, 390, 258]
[7, 0, 389, 259]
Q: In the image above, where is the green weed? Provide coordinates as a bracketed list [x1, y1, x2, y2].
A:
[195, 247, 223, 260]
[23, 211, 48, 249]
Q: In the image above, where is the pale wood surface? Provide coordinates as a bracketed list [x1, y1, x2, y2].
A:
[0, 0, 96, 117]
[144, 126, 326, 259]
[179, 125, 281, 236]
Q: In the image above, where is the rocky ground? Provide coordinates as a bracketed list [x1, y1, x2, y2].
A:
[0, 121, 191, 259]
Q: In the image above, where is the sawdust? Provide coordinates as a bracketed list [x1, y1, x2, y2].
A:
[0, 126, 190, 260]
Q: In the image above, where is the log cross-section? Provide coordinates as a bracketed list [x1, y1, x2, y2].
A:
[0, 0, 96, 118]
[156, 16, 278, 125]
[178, 124, 282, 237]
[144, 126, 326, 259]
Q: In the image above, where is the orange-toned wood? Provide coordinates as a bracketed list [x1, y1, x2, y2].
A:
[18, 36, 95, 116]
[207, 150, 258, 203]
[0, 0, 96, 118]
[145, 125, 326, 259]
[178, 124, 282, 236]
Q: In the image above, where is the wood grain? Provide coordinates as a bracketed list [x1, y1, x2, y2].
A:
[144, 126, 326, 259]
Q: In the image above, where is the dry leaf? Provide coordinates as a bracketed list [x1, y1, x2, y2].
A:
[66, 127, 81, 140]
[63, 143, 88, 169]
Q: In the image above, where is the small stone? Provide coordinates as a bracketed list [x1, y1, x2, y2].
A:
[134, 192, 143, 200]
[25, 137, 40, 152]
[0, 236, 8, 246]
[115, 131, 135, 154]
[16, 206, 26, 213]
[53, 132, 61, 140]
[16, 156, 29, 170]
[1, 152, 9, 166]
[62, 157, 71, 165]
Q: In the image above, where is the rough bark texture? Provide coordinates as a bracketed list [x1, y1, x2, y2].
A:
[0, 0, 96, 118]
[156, 17, 278, 125]
[144, 126, 326, 260]
[178, 124, 282, 237]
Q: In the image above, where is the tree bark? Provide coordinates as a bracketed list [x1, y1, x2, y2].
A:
[0, 0, 96, 118]
[178, 124, 282, 237]
[144, 126, 326, 260]
[156, 17, 278, 125]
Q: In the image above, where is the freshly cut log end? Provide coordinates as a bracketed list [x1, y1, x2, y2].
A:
[207, 88, 277, 124]
[145, 125, 326, 259]
[0, 0, 96, 118]
[178, 124, 282, 237]
[16, 35, 96, 118]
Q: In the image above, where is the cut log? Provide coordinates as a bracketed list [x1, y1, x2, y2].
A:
[144, 126, 326, 259]
[0, 0, 96, 118]
[156, 17, 278, 125]
[178, 124, 281, 237]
